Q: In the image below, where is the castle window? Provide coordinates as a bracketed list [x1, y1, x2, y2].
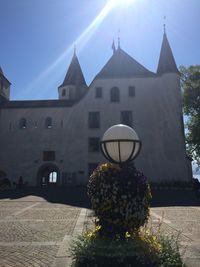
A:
[129, 86, 135, 97]
[43, 151, 55, 161]
[45, 117, 52, 129]
[88, 112, 100, 129]
[49, 171, 57, 183]
[19, 118, 27, 129]
[88, 163, 99, 176]
[62, 89, 66, 97]
[120, 111, 133, 127]
[96, 87, 102, 98]
[88, 137, 100, 152]
[110, 87, 120, 102]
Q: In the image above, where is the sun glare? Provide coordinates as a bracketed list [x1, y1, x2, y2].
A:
[23, 0, 137, 99]
[109, 0, 135, 7]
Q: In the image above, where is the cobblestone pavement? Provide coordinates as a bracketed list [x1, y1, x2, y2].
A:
[85, 207, 200, 267]
[0, 188, 199, 267]
[150, 207, 200, 267]
[0, 188, 88, 267]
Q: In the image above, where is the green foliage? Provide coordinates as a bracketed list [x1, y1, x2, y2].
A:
[74, 163, 186, 266]
[180, 65, 200, 166]
[87, 163, 151, 237]
[159, 235, 184, 267]
[71, 229, 185, 267]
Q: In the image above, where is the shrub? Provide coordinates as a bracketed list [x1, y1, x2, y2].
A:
[71, 228, 185, 267]
[159, 235, 184, 267]
[87, 163, 151, 237]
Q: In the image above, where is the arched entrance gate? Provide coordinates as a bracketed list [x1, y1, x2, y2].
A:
[37, 163, 60, 186]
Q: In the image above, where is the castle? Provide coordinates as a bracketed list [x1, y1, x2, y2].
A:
[0, 31, 192, 186]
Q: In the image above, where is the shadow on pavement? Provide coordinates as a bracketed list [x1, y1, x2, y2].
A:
[151, 189, 200, 207]
[0, 187, 199, 208]
[0, 186, 91, 208]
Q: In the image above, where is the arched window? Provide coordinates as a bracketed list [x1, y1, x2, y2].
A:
[110, 87, 120, 102]
[45, 117, 52, 129]
[49, 171, 57, 183]
[19, 118, 27, 129]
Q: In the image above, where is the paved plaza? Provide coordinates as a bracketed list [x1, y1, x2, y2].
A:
[0, 188, 199, 267]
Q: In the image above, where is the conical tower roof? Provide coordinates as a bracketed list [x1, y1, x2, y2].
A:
[157, 32, 179, 75]
[95, 47, 155, 79]
[59, 52, 87, 87]
[0, 66, 11, 84]
[0, 66, 4, 75]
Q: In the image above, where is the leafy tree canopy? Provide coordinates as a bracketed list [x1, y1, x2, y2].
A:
[180, 65, 200, 166]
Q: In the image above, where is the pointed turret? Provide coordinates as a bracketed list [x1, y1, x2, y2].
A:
[0, 66, 11, 101]
[157, 31, 179, 75]
[0, 66, 4, 75]
[58, 50, 87, 100]
[60, 51, 86, 87]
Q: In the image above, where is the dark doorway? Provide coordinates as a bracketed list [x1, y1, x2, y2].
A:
[37, 164, 60, 187]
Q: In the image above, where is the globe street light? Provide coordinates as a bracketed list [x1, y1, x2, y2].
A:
[100, 124, 141, 164]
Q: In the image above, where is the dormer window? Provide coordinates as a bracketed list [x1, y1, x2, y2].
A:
[62, 89, 66, 97]
[45, 117, 52, 129]
[110, 87, 120, 102]
[19, 118, 27, 129]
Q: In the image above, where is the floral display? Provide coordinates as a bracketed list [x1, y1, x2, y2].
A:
[87, 163, 151, 237]
[72, 163, 184, 266]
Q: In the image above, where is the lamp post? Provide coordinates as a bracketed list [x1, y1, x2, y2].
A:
[100, 124, 141, 164]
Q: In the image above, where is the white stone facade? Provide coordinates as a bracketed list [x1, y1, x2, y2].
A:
[0, 34, 192, 186]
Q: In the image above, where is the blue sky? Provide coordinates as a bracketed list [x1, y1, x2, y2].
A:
[0, 0, 200, 178]
[0, 0, 199, 100]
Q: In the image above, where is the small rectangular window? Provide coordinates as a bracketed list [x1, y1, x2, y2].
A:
[43, 151, 55, 161]
[129, 86, 135, 97]
[88, 137, 100, 152]
[88, 163, 99, 176]
[121, 111, 133, 127]
[62, 89, 66, 97]
[95, 87, 102, 98]
[88, 112, 100, 129]
[111, 87, 120, 102]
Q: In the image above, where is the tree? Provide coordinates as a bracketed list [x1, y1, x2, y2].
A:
[180, 65, 200, 167]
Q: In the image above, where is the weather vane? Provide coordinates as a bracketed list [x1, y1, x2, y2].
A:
[163, 16, 166, 33]
[118, 29, 121, 48]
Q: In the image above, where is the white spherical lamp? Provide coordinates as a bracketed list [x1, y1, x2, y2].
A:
[100, 124, 141, 164]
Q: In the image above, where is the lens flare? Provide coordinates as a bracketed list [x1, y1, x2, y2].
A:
[22, 1, 114, 99]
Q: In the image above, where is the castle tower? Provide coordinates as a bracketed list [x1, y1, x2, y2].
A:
[0, 67, 11, 102]
[156, 29, 191, 181]
[157, 30, 179, 75]
[58, 50, 88, 101]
